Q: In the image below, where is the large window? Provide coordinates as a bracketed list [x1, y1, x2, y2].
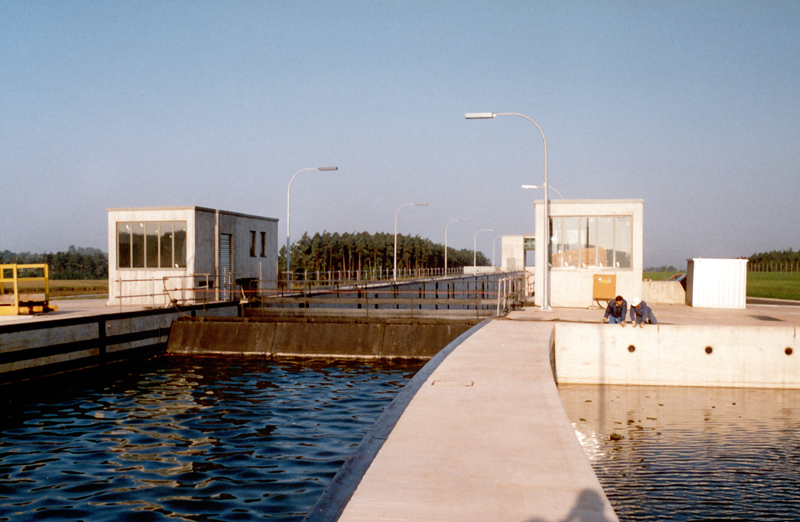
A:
[550, 216, 632, 269]
[117, 221, 187, 269]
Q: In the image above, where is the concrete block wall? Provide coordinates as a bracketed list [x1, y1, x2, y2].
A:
[0, 303, 238, 383]
[554, 323, 800, 388]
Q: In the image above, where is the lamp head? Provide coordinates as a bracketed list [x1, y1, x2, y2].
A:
[465, 112, 495, 119]
[317, 166, 338, 171]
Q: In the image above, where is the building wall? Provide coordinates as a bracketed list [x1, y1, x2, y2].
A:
[534, 199, 644, 308]
[500, 235, 525, 272]
[107, 207, 198, 307]
[108, 207, 277, 306]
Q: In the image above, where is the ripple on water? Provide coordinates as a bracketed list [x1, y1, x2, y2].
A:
[0, 356, 423, 522]
[559, 384, 800, 521]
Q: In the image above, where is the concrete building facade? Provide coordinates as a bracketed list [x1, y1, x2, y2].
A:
[107, 207, 278, 306]
[534, 199, 644, 308]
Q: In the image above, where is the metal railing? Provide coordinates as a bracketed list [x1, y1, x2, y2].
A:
[113, 273, 214, 310]
[110, 270, 529, 317]
[256, 272, 528, 318]
[280, 266, 486, 287]
[0, 263, 56, 315]
[748, 261, 800, 273]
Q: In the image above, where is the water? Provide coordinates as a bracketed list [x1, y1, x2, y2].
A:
[559, 384, 800, 521]
[0, 356, 424, 522]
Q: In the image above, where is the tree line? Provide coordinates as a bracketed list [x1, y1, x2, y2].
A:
[747, 249, 800, 271]
[1, 246, 108, 280]
[279, 231, 490, 276]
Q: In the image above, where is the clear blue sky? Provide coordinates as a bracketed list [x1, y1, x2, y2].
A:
[2, 1, 798, 268]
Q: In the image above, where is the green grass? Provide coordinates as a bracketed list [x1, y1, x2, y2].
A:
[646, 271, 800, 301]
[643, 271, 683, 281]
[1, 279, 108, 298]
[746, 272, 800, 301]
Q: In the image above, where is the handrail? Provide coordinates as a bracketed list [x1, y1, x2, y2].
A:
[0, 263, 56, 315]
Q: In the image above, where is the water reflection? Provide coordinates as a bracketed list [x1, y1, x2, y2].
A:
[560, 384, 800, 521]
[0, 356, 423, 522]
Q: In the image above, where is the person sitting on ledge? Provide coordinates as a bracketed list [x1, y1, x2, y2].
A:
[630, 297, 657, 327]
[602, 295, 627, 326]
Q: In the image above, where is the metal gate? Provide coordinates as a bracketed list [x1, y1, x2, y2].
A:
[220, 234, 232, 300]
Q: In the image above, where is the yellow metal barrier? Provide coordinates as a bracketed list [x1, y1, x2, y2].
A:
[0, 264, 58, 315]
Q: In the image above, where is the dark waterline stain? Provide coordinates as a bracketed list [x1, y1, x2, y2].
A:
[0, 356, 424, 522]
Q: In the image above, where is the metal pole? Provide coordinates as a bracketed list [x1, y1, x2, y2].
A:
[394, 202, 428, 281]
[473, 229, 493, 267]
[286, 166, 338, 288]
[465, 111, 552, 311]
[445, 218, 468, 276]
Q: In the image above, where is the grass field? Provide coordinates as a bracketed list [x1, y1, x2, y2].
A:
[1, 279, 108, 298]
[645, 271, 800, 301]
[4, 273, 799, 301]
[746, 272, 800, 301]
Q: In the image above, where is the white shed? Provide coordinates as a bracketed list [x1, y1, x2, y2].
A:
[107, 207, 278, 306]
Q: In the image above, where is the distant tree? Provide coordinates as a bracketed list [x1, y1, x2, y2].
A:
[0, 248, 108, 279]
[278, 231, 490, 280]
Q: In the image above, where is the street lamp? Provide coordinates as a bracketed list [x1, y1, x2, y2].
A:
[522, 184, 563, 199]
[493, 235, 502, 268]
[445, 219, 469, 275]
[286, 166, 338, 285]
[466, 111, 552, 311]
[394, 202, 428, 281]
[473, 228, 493, 267]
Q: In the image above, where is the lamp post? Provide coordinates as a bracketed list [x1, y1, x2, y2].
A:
[286, 166, 338, 286]
[445, 219, 469, 275]
[473, 228, 493, 267]
[522, 184, 563, 199]
[466, 112, 552, 311]
[394, 202, 428, 281]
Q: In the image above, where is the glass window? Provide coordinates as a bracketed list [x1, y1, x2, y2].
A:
[118, 223, 131, 268]
[145, 222, 159, 268]
[580, 217, 596, 268]
[173, 221, 187, 268]
[549, 218, 563, 267]
[596, 217, 615, 268]
[132, 222, 145, 268]
[116, 220, 187, 269]
[550, 215, 632, 270]
[260, 232, 266, 257]
[615, 216, 632, 268]
[160, 223, 174, 268]
[250, 231, 257, 257]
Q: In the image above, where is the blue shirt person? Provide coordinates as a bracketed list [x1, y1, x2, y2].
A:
[602, 295, 627, 325]
[630, 297, 657, 327]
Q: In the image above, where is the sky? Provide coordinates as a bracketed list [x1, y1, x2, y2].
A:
[2, 1, 798, 269]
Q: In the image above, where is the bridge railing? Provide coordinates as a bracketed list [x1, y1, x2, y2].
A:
[252, 272, 528, 318]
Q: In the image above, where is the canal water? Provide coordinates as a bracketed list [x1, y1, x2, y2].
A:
[559, 384, 800, 521]
[0, 356, 424, 522]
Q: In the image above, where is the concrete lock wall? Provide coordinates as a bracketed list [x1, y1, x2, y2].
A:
[554, 323, 800, 388]
[642, 280, 686, 304]
[0, 303, 238, 383]
[167, 317, 478, 359]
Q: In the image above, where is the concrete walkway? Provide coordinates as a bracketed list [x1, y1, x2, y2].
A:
[332, 314, 617, 522]
[320, 299, 800, 522]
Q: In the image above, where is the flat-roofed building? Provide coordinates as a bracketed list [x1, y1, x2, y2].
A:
[107, 207, 278, 306]
[533, 199, 644, 308]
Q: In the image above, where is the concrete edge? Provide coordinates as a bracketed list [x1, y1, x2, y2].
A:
[302, 318, 494, 522]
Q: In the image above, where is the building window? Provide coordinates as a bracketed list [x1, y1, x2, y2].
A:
[117, 221, 187, 269]
[550, 216, 632, 269]
[260, 232, 266, 257]
[250, 231, 257, 257]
